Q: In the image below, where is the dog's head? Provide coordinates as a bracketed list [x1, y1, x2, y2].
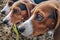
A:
[1, 0, 19, 15]
[17, 1, 60, 37]
[3, 1, 35, 26]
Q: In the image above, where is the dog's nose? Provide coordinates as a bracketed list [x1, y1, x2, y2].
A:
[3, 20, 8, 24]
[1, 11, 5, 14]
[18, 27, 25, 33]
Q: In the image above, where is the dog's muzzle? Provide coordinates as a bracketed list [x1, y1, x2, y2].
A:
[1, 11, 6, 15]
[3, 20, 8, 25]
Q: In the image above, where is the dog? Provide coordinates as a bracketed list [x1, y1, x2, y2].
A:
[3, 1, 36, 26]
[17, 0, 60, 37]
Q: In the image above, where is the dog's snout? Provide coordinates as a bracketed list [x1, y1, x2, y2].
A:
[1, 11, 5, 14]
[3, 20, 8, 24]
[18, 27, 25, 33]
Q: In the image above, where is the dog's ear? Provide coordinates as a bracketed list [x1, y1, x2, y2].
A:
[13, 0, 18, 2]
[30, 4, 36, 15]
[30, 4, 36, 10]
[27, 3, 36, 17]
[8, 0, 18, 6]
[8, 1, 14, 6]
[19, 3, 27, 10]
[48, 8, 57, 20]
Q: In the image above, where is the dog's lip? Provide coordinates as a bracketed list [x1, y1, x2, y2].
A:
[16, 22, 21, 26]
[16, 21, 23, 27]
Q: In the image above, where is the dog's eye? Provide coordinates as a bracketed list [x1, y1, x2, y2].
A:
[13, 9, 19, 14]
[8, 2, 13, 7]
[19, 3, 27, 10]
[35, 13, 43, 21]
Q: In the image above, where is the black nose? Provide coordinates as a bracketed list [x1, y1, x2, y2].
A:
[3, 20, 8, 24]
[1, 11, 5, 14]
[18, 27, 25, 33]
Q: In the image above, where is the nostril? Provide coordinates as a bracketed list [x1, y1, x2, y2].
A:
[18, 27, 25, 33]
[1, 11, 5, 14]
[3, 20, 8, 24]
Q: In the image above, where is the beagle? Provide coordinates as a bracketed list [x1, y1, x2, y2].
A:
[17, 1, 60, 37]
[3, 1, 36, 26]
[1, 0, 53, 15]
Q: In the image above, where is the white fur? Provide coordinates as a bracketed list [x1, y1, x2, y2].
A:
[3, 11, 13, 25]
[21, 21, 33, 37]
[47, 30, 54, 40]
[18, 15, 34, 37]
[1, 3, 10, 15]
[47, 30, 54, 36]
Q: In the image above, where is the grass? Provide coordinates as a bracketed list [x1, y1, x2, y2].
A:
[13, 24, 19, 40]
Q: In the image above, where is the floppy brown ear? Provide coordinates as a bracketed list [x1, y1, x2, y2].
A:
[53, 7, 60, 30]
[53, 8, 60, 40]
[24, 2, 36, 17]
[30, 4, 36, 15]
[30, 3, 36, 9]
[19, 2, 36, 18]
[31, 4, 37, 15]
